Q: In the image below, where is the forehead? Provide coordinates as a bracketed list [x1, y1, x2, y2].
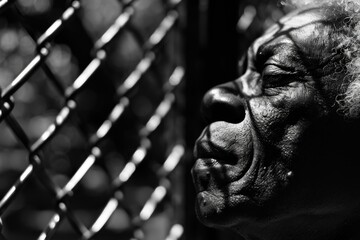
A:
[252, 8, 329, 54]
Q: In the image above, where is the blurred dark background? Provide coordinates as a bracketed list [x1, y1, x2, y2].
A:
[0, 0, 287, 239]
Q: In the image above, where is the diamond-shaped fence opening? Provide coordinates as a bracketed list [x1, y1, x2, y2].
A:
[0, 0, 185, 239]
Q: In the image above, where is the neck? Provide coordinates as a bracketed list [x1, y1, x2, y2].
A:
[234, 207, 360, 240]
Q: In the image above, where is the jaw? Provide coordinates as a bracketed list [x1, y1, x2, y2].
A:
[192, 119, 297, 229]
[193, 164, 262, 228]
[194, 189, 260, 228]
[192, 121, 268, 227]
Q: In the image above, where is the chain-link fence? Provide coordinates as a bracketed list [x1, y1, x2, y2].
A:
[0, 0, 294, 239]
[0, 0, 185, 239]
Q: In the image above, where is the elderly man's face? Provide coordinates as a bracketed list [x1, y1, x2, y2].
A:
[192, 7, 360, 236]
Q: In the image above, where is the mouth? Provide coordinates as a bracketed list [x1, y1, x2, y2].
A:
[191, 135, 256, 224]
[192, 136, 254, 195]
[191, 122, 259, 224]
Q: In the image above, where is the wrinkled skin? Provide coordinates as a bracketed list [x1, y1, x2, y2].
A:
[192, 7, 360, 240]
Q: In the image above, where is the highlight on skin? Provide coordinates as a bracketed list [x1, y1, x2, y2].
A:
[283, 0, 360, 118]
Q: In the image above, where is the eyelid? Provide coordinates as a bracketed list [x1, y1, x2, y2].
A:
[262, 74, 301, 89]
[263, 63, 297, 73]
[262, 65, 306, 88]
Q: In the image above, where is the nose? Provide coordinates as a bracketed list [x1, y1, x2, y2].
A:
[201, 81, 246, 124]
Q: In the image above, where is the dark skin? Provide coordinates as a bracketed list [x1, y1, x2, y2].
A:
[192, 7, 360, 240]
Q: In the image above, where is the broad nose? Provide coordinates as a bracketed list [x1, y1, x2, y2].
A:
[201, 82, 246, 124]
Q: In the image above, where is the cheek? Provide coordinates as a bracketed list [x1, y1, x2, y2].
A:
[242, 87, 323, 206]
[247, 85, 327, 189]
[248, 97, 286, 143]
[271, 83, 326, 116]
[249, 84, 323, 143]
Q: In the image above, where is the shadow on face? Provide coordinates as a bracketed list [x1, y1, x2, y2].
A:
[192, 5, 360, 240]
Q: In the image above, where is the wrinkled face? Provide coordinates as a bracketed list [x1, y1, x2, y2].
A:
[192, 8, 353, 231]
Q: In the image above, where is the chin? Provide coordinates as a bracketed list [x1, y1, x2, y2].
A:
[194, 190, 261, 228]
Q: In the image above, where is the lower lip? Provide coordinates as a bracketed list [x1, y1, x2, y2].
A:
[192, 157, 256, 202]
[192, 158, 248, 184]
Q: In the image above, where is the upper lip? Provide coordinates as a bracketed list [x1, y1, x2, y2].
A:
[194, 138, 237, 165]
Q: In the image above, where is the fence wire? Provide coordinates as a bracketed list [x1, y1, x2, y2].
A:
[0, 0, 185, 239]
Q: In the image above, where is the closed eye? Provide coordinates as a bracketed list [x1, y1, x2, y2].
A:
[263, 74, 301, 88]
[261, 64, 306, 88]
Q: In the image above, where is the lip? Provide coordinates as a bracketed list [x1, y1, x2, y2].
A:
[194, 137, 238, 165]
[192, 156, 251, 191]
[192, 158, 237, 192]
[192, 129, 254, 194]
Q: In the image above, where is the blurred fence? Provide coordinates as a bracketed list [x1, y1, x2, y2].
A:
[0, 0, 185, 239]
[0, 0, 292, 239]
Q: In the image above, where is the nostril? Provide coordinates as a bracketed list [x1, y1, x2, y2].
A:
[201, 87, 245, 124]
